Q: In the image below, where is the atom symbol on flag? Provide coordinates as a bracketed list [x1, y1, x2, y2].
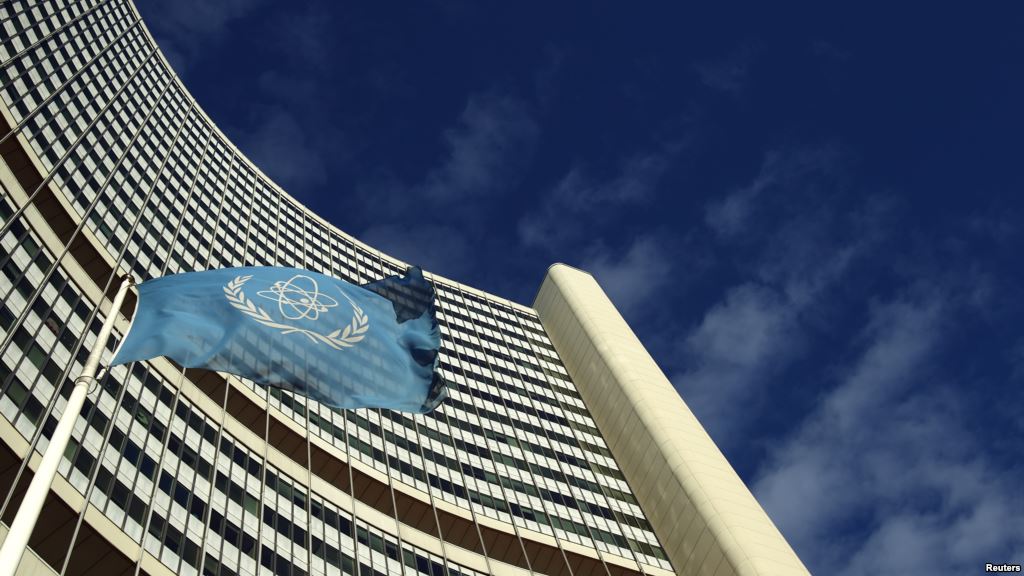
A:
[256, 275, 339, 321]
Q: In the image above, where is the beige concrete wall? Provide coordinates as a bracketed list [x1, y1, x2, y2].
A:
[533, 264, 809, 576]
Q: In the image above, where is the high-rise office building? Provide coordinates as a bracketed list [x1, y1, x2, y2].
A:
[0, 2, 808, 575]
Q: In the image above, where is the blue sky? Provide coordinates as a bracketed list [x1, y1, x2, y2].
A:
[134, 1, 1024, 573]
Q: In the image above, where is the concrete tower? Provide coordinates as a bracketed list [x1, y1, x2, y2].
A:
[0, 2, 808, 575]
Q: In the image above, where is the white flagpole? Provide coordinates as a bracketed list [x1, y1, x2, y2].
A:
[0, 276, 135, 576]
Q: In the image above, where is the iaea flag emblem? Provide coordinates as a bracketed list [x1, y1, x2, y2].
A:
[112, 266, 447, 413]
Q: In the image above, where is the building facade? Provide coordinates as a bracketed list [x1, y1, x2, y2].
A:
[0, 2, 807, 576]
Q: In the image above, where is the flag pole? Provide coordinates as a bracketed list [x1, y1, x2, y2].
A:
[0, 276, 135, 576]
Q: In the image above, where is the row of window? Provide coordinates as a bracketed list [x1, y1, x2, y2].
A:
[2, 100, 663, 561]
[2, 1, 138, 123]
[0, 0, 112, 85]
[0, 195, 665, 570]
[1, 308, 482, 575]
[0, 198, 452, 574]
[0, 2, 672, 570]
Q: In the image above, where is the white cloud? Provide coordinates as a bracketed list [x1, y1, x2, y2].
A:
[704, 152, 779, 238]
[137, 0, 268, 74]
[516, 169, 584, 248]
[519, 150, 670, 249]
[275, 5, 337, 73]
[672, 283, 797, 445]
[690, 148, 1024, 574]
[694, 45, 756, 97]
[821, 297, 943, 432]
[351, 91, 537, 257]
[704, 147, 842, 241]
[702, 184, 760, 239]
[421, 93, 538, 201]
[753, 292, 1024, 575]
[358, 224, 470, 281]
[237, 107, 328, 194]
[676, 146, 866, 445]
[581, 236, 672, 317]
[352, 91, 536, 235]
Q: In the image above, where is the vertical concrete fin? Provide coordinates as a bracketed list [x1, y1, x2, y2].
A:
[533, 264, 810, 576]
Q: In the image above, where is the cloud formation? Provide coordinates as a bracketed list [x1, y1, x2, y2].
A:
[704, 146, 842, 241]
[137, 0, 268, 74]
[674, 282, 799, 445]
[347, 91, 538, 282]
[519, 150, 671, 250]
[694, 45, 756, 97]
[684, 146, 1024, 575]
[675, 146, 864, 446]
[754, 291, 1024, 575]
[359, 224, 471, 280]
[355, 92, 538, 226]
[237, 107, 329, 194]
[421, 93, 539, 201]
[703, 152, 779, 239]
[581, 236, 672, 317]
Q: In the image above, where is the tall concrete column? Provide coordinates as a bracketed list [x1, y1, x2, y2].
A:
[534, 264, 809, 576]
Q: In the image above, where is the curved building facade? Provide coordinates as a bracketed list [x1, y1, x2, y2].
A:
[0, 2, 807, 576]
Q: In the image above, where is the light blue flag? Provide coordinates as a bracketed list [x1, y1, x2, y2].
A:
[112, 266, 447, 413]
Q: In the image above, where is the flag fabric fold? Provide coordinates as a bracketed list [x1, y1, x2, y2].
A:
[112, 266, 447, 413]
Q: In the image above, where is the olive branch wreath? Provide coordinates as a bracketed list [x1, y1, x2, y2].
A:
[223, 275, 368, 350]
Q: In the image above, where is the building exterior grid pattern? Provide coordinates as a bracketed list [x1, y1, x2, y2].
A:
[0, 2, 673, 576]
